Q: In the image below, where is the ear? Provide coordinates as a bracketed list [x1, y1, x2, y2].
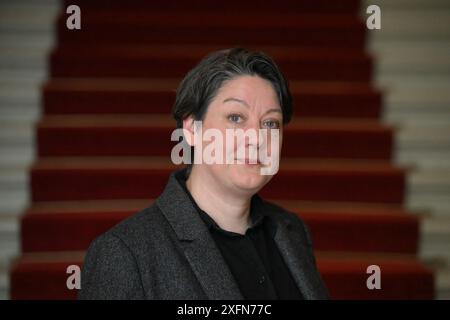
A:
[182, 115, 196, 147]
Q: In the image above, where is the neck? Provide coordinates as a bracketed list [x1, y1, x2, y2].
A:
[185, 166, 252, 235]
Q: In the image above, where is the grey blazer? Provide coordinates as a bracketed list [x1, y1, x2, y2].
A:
[78, 169, 329, 300]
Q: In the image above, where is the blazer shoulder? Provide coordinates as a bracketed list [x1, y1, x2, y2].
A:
[106, 202, 167, 246]
[79, 226, 146, 299]
[81, 202, 173, 271]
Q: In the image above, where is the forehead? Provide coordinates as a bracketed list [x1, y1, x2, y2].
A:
[215, 75, 280, 106]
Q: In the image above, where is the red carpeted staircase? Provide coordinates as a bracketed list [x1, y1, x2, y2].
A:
[10, 0, 434, 299]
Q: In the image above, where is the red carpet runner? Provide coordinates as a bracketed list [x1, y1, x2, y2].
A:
[10, 0, 434, 299]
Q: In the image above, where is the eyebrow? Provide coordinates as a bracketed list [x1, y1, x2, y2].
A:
[223, 97, 282, 116]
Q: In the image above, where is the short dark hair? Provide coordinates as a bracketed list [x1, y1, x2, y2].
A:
[172, 47, 293, 128]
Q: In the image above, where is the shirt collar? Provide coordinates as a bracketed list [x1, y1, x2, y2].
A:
[175, 169, 267, 236]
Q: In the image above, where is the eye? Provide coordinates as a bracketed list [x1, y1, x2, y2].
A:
[228, 114, 244, 124]
[263, 119, 280, 129]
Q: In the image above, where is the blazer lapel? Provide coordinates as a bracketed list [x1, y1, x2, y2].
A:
[273, 220, 325, 300]
[179, 233, 244, 300]
[156, 169, 243, 300]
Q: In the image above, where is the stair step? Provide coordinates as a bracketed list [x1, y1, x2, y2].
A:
[397, 125, 450, 155]
[364, 0, 450, 10]
[0, 82, 41, 107]
[43, 79, 382, 118]
[0, 168, 28, 190]
[0, 3, 59, 33]
[0, 103, 40, 117]
[56, 12, 366, 47]
[0, 34, 55, 50]
[20, 199, 419, 253]
[0, 192, 29, 214]
[0, 259, 10, 300]
[317, 252, 434, 299]
[0, 122, 34, 148]
[409, 168, 450, 195]
[0, 147, 34, 167]
[9, 251, 434, 299]
[397, 150, 450, 169]
[0, 214, 20, 261]
[50, 44, 372, 81]
[379, 76, 450, 93]
[372, 42, 450, 76]
[370, 11, 450, 40]
[36, 115, 393, 159]
[392, 118, 450, 128]
[408, 194, 450, 216]
[70, 0, 360, 13]
[420, 216, 450, 262]
[435, 265, 450, 299]
[379, 74, 450, 98]
[30, 157, 407, 203]
[0, 44, 50, 70]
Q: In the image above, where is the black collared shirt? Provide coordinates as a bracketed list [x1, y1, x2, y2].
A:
[177, 172, 304, 300]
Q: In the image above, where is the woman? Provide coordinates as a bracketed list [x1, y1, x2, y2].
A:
[79, 48, 329, 300]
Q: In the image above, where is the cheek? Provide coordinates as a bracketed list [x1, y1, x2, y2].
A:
[201, 117, 228, 153]
[275, 133, 283, 152]
[202, 108, 228, 129]
[261, 130, 283, 156]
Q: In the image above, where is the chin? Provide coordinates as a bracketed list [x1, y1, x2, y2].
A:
[229, 165, 272, 193]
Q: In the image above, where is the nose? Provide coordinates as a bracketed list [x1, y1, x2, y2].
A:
[244, 120, 261, 149]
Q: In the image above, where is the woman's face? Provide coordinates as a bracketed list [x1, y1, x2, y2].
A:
[189, 75, 283, 196]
